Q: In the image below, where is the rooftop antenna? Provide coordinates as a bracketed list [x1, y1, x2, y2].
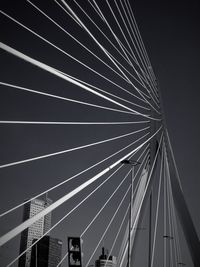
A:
[102, 239, 105, 255]
[45, 192, 48, 204]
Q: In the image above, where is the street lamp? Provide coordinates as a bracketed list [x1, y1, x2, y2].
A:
[121, 159, 140, 267]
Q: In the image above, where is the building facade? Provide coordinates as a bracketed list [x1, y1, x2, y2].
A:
[30, 236, 62, 267]
[95, 247, 117, 267]
[18, 197, 52, 267]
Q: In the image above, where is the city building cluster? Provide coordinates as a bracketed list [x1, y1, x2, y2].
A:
[18, 197, 116, 267]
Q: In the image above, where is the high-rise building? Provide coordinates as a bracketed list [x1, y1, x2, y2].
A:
[18, 197, 52, 267]
[30, 236, 62, 267]
[95, 247, 117, 267]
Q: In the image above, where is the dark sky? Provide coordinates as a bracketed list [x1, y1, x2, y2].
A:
[133, 1, 200, 265]
[0, 0, 199, 266]
[134, 0, 200, 236]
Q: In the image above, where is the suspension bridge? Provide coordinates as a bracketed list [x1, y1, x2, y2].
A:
[0, 0, 199, 266]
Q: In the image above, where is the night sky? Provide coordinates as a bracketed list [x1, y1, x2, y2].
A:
[0, 0, 199, 266]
